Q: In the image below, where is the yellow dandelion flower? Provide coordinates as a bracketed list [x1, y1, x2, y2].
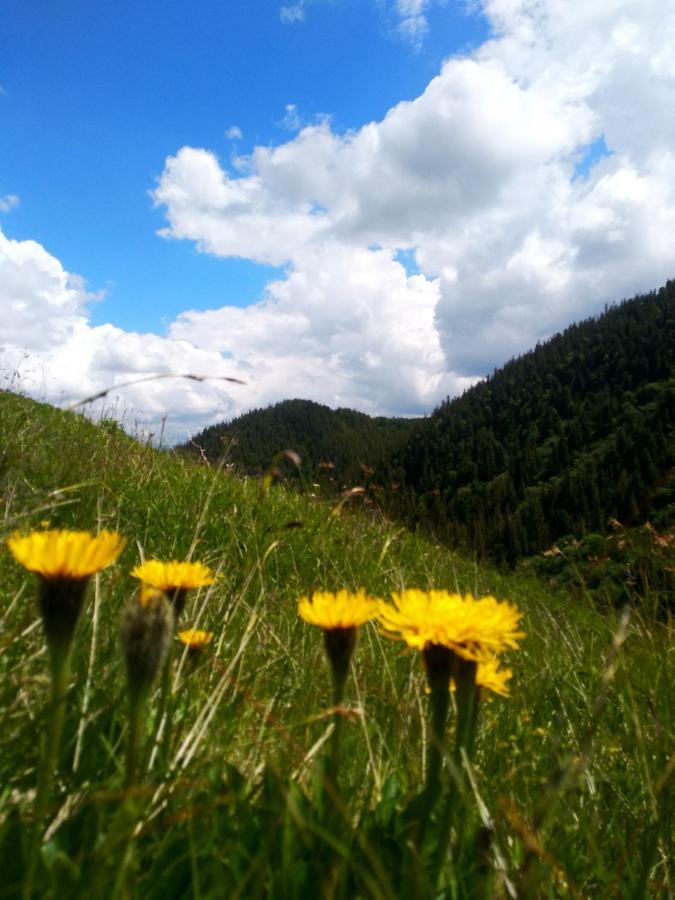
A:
[139, 583, 165, 607]
[297, 589, 379, 630]
[7, 529, 126, 580]
[298, 590, 380, 701]
[131, 559, 216, 619]
[378, 589, 524, 662]
[177, 628, 214, 649]
[131, 559, 216, 591]
[7, 529, 125, 670]
[444, 658, 512, 697]
[472, 657, 512, 698]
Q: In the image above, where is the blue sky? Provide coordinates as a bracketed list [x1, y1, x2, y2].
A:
[1, 0, 674, 439]
[2, 0, 487, 332]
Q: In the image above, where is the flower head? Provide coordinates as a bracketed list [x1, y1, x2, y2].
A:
[453, 657, 512, 698]
[131, 559, 216, 591]
[7, 529, 126, 665]
[297, 589, 379, 630]
[177, 628, 214, 650]
[298, 590, 380, 700]
[131, 559, 216, 618]
[378, 589, 524, 662]
[7, 529, 125, 580]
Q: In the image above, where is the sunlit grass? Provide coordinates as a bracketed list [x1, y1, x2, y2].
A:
[0, 389, 672, 897]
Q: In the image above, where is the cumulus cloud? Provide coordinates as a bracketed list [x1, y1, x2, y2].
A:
[170, 243, 466, 415]
[0, 228, 248, 440]
[5, 0, 675, 439]
[225, 125, 242, 140]
[153, 0, 675, 389]
[0, 221, 462, 439]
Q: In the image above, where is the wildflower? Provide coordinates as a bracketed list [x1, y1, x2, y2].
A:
[378, 589, 524, 846]
[5, 528, 125, 856]
[131, 559, 216, 618]
[440, 659, 512, 698]
[298, 588, 378, 630]
[7, 528, 125, 663]
[378, 589, 524, 662]
[7, 528, 125, 580]
[177, 628, 214, 650]
[461, 657, 512, 698]
[298, 590, 379, 790]
[298, 589, 378, 697]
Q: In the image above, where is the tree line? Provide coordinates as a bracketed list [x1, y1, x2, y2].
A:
[180, 281, 675, 603]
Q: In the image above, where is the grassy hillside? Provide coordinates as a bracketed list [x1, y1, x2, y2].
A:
[0, 389, 672, 898]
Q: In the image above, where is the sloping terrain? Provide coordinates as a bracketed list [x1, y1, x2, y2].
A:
[0, 388, 671, 897]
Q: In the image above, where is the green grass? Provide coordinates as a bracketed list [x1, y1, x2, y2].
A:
[0, 390, 672, 898]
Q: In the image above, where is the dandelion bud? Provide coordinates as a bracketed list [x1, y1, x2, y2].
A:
[121, 586, 173, 703]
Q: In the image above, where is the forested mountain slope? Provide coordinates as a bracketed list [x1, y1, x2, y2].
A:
[178, 282, 675, 603]
[182, 398, 416, 489]
[385, 280, 675, 566]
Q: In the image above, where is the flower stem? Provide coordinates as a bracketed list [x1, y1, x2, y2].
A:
[125, 691, 146, 788]
[24, 645, 72, 899]
[431, 657, 479, 889]
[454, 658, 479, 763]
[39, 647, 72, 810]
[313, 628, 355, 826]
[327, 676, 346, 785]
[323, 628, 355, 786]
[416, 644, 455, 847]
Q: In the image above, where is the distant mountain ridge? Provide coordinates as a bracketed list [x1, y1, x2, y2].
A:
[181, 399, 416, 489]
[182, 281, 675, 586]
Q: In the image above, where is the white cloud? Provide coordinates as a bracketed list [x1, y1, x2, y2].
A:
[170, 243, 466, 415]
[276, 0, 439, 47]
[396, 0, 430, 48]
[0, 227, 248, 440]
[280, 3, 305, 23]
[153, 0, 675, 386]
[5, 0, 675, 439]
[225, 125, 242, 140]
[281, 103, 302, 131]
[0, 194, 19, 213]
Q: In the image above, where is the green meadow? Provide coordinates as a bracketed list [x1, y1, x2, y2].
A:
[0, 389, 672, 898]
